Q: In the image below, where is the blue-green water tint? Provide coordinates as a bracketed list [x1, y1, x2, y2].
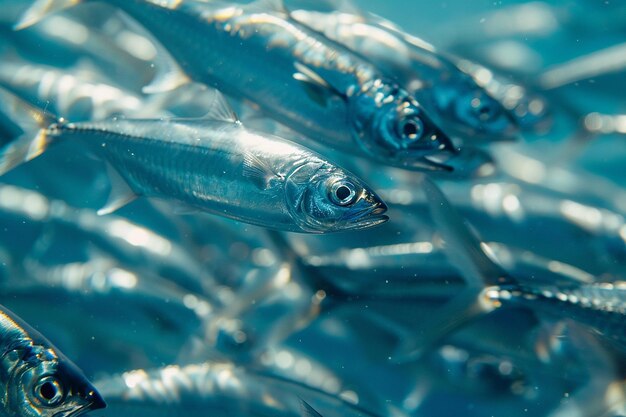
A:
[0, 1, 625, 417]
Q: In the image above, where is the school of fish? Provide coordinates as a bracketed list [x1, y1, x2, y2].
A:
[0, 0, 624, 416]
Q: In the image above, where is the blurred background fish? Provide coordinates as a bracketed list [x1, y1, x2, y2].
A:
[0, 0, 624, 417]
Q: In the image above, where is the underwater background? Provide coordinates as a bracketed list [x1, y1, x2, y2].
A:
[0, 0, 625, 417]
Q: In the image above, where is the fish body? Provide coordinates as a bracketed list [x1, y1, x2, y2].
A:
[1, 11, 153, 91]
[18, 0, 456, 171]
[421, 180, 626, 356]
[0, 59, 145, 121]
[0, 304, 105, 417]
[35, 116, 387, 233]
[484, 282, 626, 351]
[95, 361, 397, 417]
[289, 8, 519, 143]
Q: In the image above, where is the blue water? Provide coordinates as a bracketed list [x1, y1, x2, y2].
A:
[0, 1, 625, 417]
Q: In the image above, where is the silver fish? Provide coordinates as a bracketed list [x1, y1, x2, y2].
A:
[0, 92, 387, 233]
[94, 361, 400, 417]
[391, 180, 626, 361]
[0, 304, 105, 417]
[0, 58, 146, 121]
[289, 4, 519, 143]
[17, 0, 457, 171]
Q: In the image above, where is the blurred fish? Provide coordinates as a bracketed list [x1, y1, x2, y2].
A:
[17, 0, 458, 171]
[0, 183, 220, 297]
[0, 303, 105, 417]
[94, 361, 400, 417]
[289, 2, 520, 143]
[0, 90, 387, 233]
[0, 58, 146, 121]
[454, 59, 553, 134]
[392, 179, 626, 361]
[0, 5, 154, 91]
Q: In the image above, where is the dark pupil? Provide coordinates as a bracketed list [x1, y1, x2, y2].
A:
[335, 185, 351, 201]
[476, 102, 495, 120]
[39, 381, 57, 401]
[403, 121, 418, 138]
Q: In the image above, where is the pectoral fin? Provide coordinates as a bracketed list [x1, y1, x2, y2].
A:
[97, 163, 138, 215]
[293, 62, 344, 107]
[242, 152, 283, 190]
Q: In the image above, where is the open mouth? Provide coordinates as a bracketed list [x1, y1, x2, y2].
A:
[340, 201, 389, 230]
[63, 391, 106, 417]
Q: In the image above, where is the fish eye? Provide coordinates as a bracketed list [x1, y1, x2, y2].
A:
[396, 116, 424, 145]
[470, 96, 500, 122]
[328, 179, 357, 206]
[33, 376, 64, 406]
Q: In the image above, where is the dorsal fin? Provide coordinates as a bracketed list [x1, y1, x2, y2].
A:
[201, 90, 239, 123]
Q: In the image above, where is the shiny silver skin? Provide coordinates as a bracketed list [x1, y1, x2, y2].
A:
[94, 361, 401, 417]
[289, 8, 519, 143]
[44, 118, 387, 233]
[0, 304, 105, 417]
[0, 59, 145, 122]
[24, 0, 457, 171]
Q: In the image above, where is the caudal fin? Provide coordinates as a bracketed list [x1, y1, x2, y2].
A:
[422, 177, 515, 289]
[14, 0, 82, 30]
[0, 88, 57, 176]
[390, 179, 516, 363]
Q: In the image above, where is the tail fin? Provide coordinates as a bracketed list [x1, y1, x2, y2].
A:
[422, 177, 515, 289]
[390, 179, 515, 363]
[14, 0, 82, 30]
[0, 88, 57, 176]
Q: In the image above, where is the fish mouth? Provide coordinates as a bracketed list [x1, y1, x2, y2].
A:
[65, 390, 106, 417]
[339, 200, 389, 230]
[85, 390, 106, 412]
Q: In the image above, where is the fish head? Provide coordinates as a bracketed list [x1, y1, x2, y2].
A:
[285, 160, 388, 232]
[430, 78, 519, 141]
[350, 80, 458, 171]
[4, 344, 105, 417]
[503, 89, 553, 133]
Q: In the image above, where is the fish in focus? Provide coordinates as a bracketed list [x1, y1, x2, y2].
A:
[17, 0, 458, 171]
[0, 304, 105, 417]
[0, 89, 387, 233]
[288, 2, 520, 143]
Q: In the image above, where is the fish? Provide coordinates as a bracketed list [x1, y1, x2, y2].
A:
[0, 89, 387, 233]
[0, 6, 154, 91]
[288, 2, 519, 143]
[0, 303, 105, 417]
[391, 179, 626, 361]
[453, 59, 553, 134]
[0, 58, 147, 121]
[0, 182, 223, 299]
[17, 0, 457, 171]
[94, 361, 401, 417]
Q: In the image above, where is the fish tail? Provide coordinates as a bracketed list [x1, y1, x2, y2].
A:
[422, 177, 517, 289]
[0, 129, 52, 176]
[14, 0, 84, 30]
[388, 178, 519, 363]
[0, 89, 60, 176]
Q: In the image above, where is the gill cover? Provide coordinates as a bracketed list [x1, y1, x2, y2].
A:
[348, 80, 457, 171]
